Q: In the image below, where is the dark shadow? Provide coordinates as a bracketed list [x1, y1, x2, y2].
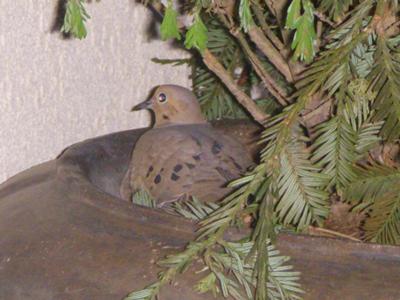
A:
[50, 0, 72, 39]
[131, 0, 163, 41]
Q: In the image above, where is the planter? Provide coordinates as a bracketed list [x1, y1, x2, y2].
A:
[0, 121, 399, 300]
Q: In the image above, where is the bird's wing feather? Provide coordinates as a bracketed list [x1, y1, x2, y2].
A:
[130, 125, 252, 204]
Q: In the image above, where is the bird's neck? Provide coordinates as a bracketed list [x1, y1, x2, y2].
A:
[154, 115, 207, 127]
[154, 120, 208, 128]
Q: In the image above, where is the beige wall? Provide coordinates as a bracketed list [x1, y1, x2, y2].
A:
[0, 0, 190, 182]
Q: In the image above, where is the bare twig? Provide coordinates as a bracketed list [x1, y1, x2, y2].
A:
[202, 49, 269, 125]
[217, 13, 289, 106]
[308, 226, 362, 242]
[265, 0, 291, 45]
[302, 98, 332, 121]
[251, 1, 286, 51]
[314, 11, 337, 27]
[248, 26, 294, 83]
[231, 29, 289, 106]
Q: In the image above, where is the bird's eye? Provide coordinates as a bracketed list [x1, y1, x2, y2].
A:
[158, 93, 167, 103]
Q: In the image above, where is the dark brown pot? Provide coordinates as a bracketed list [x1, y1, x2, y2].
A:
[0, 121, 399, 300]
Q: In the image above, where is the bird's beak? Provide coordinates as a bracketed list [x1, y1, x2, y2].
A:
[131, 99, 153, 111]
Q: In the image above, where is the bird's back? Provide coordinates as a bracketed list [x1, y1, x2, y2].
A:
[128, 124, 253, 206]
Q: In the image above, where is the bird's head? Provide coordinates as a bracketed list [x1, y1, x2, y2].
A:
[132, 85, 207, 127]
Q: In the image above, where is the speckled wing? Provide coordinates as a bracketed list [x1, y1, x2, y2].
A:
[128, 124, 253, 206]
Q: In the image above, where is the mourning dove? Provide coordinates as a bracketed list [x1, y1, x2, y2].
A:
[121, 85, 253, 207]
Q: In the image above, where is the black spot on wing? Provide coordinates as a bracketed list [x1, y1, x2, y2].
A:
[146, 166, 154, 178]
[211, 141, 223, 155]
[192, 154, 201, 161]
[171, 173, 180, 181]
[173, 164, 183, 173]
[154, 174, 161, 184]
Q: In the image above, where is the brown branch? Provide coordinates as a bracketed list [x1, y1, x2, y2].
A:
[265, 0, 291, 45]
[251, 1, 286, 51]
[301, 97, 332, 129]
[314, 11, 337, 28]
[247, 26, 294, 83]
[216, 10, 290, 105]
[308, 226, 362, 242]
[202, 49, 269, 125]
[231, 28, 289, 106]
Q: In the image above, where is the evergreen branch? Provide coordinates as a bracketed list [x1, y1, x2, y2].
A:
[276, 132, 330, 227]
[194, 64, 246, 120]
[124, 242, 206, 300]
[230, 28, 289, 106]
[61, 0, 90, 39]
[350, 34, 376, 78]
[364, 193, 400, 244]
[345, 164, 400, 204]
[311, 114, 358, 191]
[221, 241, 303, 300]
[344, 164, 400, 244]
[160, 1, 181, 40]
[354, 122, 382, 156]
[185, 13, 208, 53]
[285, 0, 317, 63]
[318, 0, 354, 23]
[251, 1, 286, 51]
[247, 25, 294, 83]
[342, 78, 381, 156]
[127, 170, 267, 299]
[239, 0, 254, 32]
[369, 36, 400, 141]
[326, 0, 375, 47]
[171, 197, 220, 221]
[196, 240, 303, 300]
[192, 18, 249, 120]
[216, 14, 289, 106]
[202, 49, 269, 124]
[304, 38, 374, 192]
[251, 192, 274, 300]
[297, 32, 368, 98]
[132, 190, 157, 208]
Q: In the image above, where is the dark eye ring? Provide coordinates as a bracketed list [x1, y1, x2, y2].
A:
[158, 93, 167, 103]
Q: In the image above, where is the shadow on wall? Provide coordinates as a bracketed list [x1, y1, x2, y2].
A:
[50, 0, 71, 39]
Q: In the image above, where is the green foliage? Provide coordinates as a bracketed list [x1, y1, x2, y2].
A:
[185, 13, 208, 53]
[369, 37, 400, 141]
[192, 18, 247, 119]
[61, 0, 89, 39]
[286, 0, 316, 63]
[312, 114, 358, 191]
[261, 118, 330, 227]
[160, 2, 181, 41]
[345, 164, 400, 244]
[132, 190, 156, 208]
[126, 239, 303, 300]
[319, 0, 353, 22]
[239, 0, 254, 32]
[125, 189, 303, 300]
[62, 0, 400, 299]
[171, 197, 219, 221]
[192, 18, 281, 120]
[277, 135, 330, 227]
[286, 0, 301, 29]
[199, 241, 303, 300]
